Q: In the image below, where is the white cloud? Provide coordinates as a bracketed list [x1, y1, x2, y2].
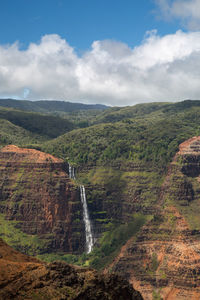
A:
[155, 0, 200, 30]
[1, 32, 200, 105]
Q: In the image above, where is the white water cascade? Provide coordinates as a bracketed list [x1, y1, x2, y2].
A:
[80, 185, 94, 254]
[68, 163, 94, 253]
[68, 163, 75, 179]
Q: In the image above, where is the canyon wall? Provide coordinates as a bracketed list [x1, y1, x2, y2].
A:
[80, 161, 161, 243]
[107, 136, 200, 300]
[0, 145, 85, 254]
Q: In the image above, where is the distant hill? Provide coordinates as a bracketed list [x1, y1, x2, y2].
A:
[94, 100, 200, 124]
[0, 118, 45, 146]
[0, 99, 109, 113]
[0, 106, 75, 139]
[42, 99, 200, 168]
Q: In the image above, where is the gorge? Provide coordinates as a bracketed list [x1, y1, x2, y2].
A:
[1, 100, 200, 299]
[3, 137, 200, 299]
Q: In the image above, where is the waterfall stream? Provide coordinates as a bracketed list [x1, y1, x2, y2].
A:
[68, 163, 75, 179]
[80, 185, 94, 253]
[68, 163, 94, 253]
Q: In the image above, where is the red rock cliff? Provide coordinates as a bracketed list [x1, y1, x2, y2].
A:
[0, 145, 85, 254]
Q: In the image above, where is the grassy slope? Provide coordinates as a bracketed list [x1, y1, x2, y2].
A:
[0, 214, 49, 255]
[37, 213, 149, 270]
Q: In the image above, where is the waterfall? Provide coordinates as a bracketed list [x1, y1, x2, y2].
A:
[68, 163, 75, 179]
[80, 185, 94, 254]
[68, 163, 94, 253]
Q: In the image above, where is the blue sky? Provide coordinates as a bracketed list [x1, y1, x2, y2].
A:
[0, 0, 200, 105]
[0, 0, 179, 50]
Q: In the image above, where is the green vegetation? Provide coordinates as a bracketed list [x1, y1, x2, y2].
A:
[88, 214, 149, 270]
[0, 98, 108, 113]
[42, 101, 200, 171]
[1, 99, 200, 166]
[0, 118, 45, 147]
[37, 213, 149, 270]
[151, 253, 159, 272]
[37, 252, 81, 264]
[0, 99, 108, 129]
[152, 289, 162, 300]
[166, 173, 200, 231]
[0, 213, 51, 255]
[0, 106, 75, 139]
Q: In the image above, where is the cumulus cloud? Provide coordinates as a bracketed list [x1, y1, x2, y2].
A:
[1, 32, 200, 105]
[155, 0, 200, 30]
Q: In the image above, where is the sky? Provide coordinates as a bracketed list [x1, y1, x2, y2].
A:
[0, 0, 200, 106]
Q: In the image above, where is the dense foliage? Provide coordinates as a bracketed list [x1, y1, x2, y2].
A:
[37, 214, 148, 270]
[0, 106, 75, 138]
[42, 102, 200, 170]
[0, 119, 45, 147]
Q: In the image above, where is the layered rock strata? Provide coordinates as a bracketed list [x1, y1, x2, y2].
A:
[0, 145, 84, 254]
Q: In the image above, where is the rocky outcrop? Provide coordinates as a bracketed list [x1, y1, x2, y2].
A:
[0, 145, 85, 254]
[0, 238, 143, 300]
[106, 136, 200, 300]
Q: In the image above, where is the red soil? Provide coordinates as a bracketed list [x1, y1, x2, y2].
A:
[0, 145, 63, 163]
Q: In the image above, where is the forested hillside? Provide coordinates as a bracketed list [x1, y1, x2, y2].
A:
[43, 100, 200, 169]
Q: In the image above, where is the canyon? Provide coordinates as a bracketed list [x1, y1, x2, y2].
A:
[1, 136, 200, 298]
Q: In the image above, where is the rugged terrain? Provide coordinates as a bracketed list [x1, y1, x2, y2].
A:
[2, 100, 200, 298]
[106, 136, 200, 299]
[0, 145, 85, 254]
[0, 238, 143, 300]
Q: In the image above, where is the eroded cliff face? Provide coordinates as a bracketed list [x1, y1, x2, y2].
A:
[0, 238, 143, 300]
[0, 145, 85, 254]
[106, 136, 200, 300]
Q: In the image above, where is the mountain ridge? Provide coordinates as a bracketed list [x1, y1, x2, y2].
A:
[0, 98, 109, 113]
